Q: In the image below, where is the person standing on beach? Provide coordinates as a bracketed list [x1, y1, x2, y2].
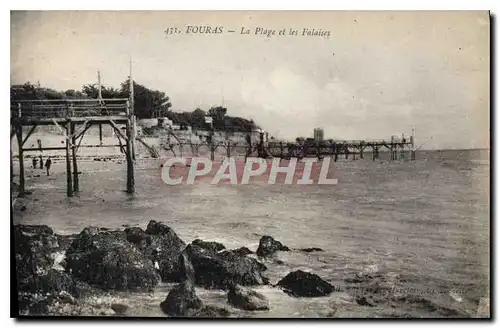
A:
[45, 157, 52, 176]
[32, 157, 38, 169]
[39, 155, 43, 169]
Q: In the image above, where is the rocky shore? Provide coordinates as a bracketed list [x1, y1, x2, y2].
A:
[14, 221, 473, 318]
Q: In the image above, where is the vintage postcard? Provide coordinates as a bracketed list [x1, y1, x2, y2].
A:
[10, 11, 490, 318]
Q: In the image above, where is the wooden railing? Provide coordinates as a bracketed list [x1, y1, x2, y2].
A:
[11, 99, 129, 120]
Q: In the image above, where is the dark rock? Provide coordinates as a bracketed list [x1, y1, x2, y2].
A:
[256, 236, 289, 257]
[18, 269, 89, 298]
[111, 303, 129, 315]
[160, 280, 203, 317]
[227, 284, 269, 311]
[356, 296, 375, 307]
[189, 305, 231, 317]
[184, 244, 268, 290]
[277, 270, 334, 297]
[146, 220, 180, 237]
[18, 293, 55, 315]
[124, 227, 147, 245]
[58, 290, 76, 304]
[299, 247, 324, 253]
[178, 251, 195, 282]
[14, 225, 60, 281]
[77, 226, 100, 239]
[154, 237, 186, 282]
[221, 247, 253, 257]
[20, 206, 27, 211]
[65, 227, 160, 290]
[143, 220, 186, 282]
[55, 234, 78, 253]
[192, 239, 226, 253]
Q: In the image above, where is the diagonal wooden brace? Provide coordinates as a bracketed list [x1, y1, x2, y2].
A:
[109, 119, 128, 143]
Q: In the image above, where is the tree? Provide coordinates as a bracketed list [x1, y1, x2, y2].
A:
[11, 82, 66, 102]
[207, 106, 228, 130]
[191, 108, 208, 130]
[64, 89, 77, 98]
[207, 106, 227, 120]
[120, 80, 172, 119]
[165, 106, 258, 133]
[81, 84, 121, 99]
[79, 80, 173, 119]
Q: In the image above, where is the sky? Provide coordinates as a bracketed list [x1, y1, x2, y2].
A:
[10, 11, 490, 149]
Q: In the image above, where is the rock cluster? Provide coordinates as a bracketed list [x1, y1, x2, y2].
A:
[14, 223, 333, 317]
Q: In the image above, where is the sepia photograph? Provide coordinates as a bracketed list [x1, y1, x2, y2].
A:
[10, 10, 490, 318]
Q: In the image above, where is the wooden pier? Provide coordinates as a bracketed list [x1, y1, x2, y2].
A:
[10, 99, 136, 197]
[263, 135, 415, 161]
[157, 128, 416, 162]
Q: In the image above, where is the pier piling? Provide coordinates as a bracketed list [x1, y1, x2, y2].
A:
[71, 122, 79, 192]
[15, 124, 25, 196]
[65, 119, 73, 197]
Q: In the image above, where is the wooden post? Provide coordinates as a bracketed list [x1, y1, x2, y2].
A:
[10, 148, 14, 229]
[390, 136, 394, 161]
[10, 149, 13, 196]
[65, 119, 73, 197]
[15, 124, 25, 196]
[71, 122, 79, 192]
[210, 132, 215, 161]
[126, 101, 135, 194]
[131, 115, 137, 161]
[411, 129, 416, 161]
[99, 124, 103, 146]
[129, 60, 136, 162]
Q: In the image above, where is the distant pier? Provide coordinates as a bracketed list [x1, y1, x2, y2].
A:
[264, 136, 415, 161]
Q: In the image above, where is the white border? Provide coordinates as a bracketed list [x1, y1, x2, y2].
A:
[2, 1, 496, 327]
